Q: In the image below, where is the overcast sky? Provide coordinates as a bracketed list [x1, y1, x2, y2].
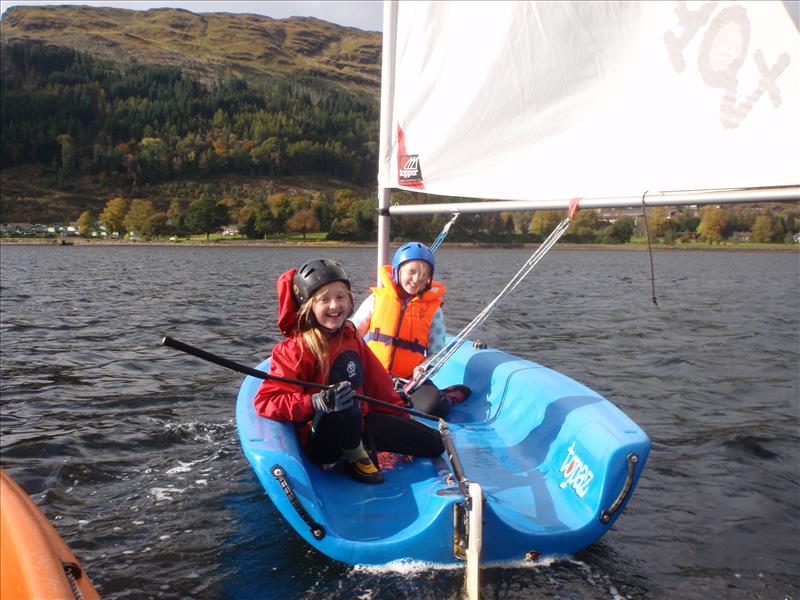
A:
[0, 0, 383, 32]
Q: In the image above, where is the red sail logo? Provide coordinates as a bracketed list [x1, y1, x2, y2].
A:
[397, 125, 424, 189]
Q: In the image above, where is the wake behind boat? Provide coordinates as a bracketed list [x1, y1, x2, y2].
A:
[236, 337, 650, 565]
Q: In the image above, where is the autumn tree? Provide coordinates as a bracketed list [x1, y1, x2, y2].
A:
[268, 193, 294, 231]
[286, 208, 320, 239]
[124, 199, 158, 238]
[77, 210, 95, 236]
[332, 189, 358, 221]
[166, 198, 185, 235]
[327, 190, 369, 240]
[512, 212, 532, 236]
[697, 206, 726, 243]
[211, 108, 230, 131]
[638, 207, 670, 239]
[530, 211, 562, 239]
[566, 209, 599, 242]
[751, 214, 777, 242]
[99, 197, 128, 235]
[249, 136, 281, 174]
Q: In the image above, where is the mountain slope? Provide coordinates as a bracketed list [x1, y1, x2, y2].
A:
[0, 5, 382, 95]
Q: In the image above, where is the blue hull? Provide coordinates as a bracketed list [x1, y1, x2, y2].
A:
[236, 339, 650, 565]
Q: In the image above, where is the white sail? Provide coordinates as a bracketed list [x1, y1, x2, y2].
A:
[378, 1, 800, 203]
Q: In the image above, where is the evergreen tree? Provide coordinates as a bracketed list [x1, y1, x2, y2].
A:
[185, 194, 229, 239]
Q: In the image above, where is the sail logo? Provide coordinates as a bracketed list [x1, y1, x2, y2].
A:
[558, 441, 593, 498]
[396, 124, 424, 189]
[399, 154, 423, 183]
[664, 3, 791, 129]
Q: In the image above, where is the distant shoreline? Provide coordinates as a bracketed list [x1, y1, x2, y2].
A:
[1, 237, 797, 252]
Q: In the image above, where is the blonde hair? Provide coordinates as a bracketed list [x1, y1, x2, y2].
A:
[294, 287, 354, 377]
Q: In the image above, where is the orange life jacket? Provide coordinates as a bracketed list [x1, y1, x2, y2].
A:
[365, 264, 445, 379]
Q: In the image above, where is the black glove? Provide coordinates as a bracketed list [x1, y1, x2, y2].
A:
[392, 377, 410, 403]
[312, 381, 355, 413]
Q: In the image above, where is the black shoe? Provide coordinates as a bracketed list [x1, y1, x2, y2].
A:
[367, 448, 381, 471]
[344, 457, 385, 484]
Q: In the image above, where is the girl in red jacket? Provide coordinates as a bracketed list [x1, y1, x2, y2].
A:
[253, 259, 444, 484]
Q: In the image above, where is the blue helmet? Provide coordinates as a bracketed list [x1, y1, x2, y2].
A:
[392, 242, 435, 287]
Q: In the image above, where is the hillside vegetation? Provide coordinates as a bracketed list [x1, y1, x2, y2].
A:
[0, 5, 797, 246]
[0, 5, 381, 225]
[0, 5, 381, 92]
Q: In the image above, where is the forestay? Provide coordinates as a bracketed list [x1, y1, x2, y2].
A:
[378, 1, 800, 202]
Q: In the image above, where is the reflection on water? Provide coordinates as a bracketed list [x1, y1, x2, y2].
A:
[1, 244, 798, 599]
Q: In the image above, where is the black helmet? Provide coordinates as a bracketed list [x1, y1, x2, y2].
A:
[292, 259, 351, 303]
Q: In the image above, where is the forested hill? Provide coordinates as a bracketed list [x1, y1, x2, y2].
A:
[2, 5, 796, 246]
[0, 5, 381, 92]
[0, 5, 382, 223]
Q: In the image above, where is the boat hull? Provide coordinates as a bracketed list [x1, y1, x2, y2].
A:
[236, 339, 650, 565]
[0, 469, 100, 600]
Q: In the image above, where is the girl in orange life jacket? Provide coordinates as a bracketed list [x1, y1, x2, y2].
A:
[351, 243, 471, 418]
[252, 259, 444, 484]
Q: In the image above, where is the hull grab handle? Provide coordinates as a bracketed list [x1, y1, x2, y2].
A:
[600, 453, 639, 524]
[271, 465, 326, 540]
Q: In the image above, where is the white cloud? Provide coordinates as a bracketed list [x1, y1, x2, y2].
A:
[0, 0, 383, 32]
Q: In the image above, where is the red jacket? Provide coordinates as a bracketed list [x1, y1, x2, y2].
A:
[253, 268, 408, 447]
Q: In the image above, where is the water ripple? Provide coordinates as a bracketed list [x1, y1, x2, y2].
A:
[1, 244, 797, 599]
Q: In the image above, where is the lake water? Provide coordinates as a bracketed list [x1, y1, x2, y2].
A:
[1, 244, 798, 599]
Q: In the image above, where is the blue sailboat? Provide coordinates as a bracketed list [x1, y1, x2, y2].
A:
[236, 337, 649, 565]
[234, 0, 797, 591]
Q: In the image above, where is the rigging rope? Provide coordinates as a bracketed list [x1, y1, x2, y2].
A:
[429, 212, 460, 253]
[407, 200, 579, 392]
[640, 191, 659, 306]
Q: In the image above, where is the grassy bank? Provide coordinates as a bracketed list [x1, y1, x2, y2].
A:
[2, 234, 798, 252]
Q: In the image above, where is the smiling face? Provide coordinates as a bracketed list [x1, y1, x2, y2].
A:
[398, 260, 432, 296]
[311, 280, 353, 331]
